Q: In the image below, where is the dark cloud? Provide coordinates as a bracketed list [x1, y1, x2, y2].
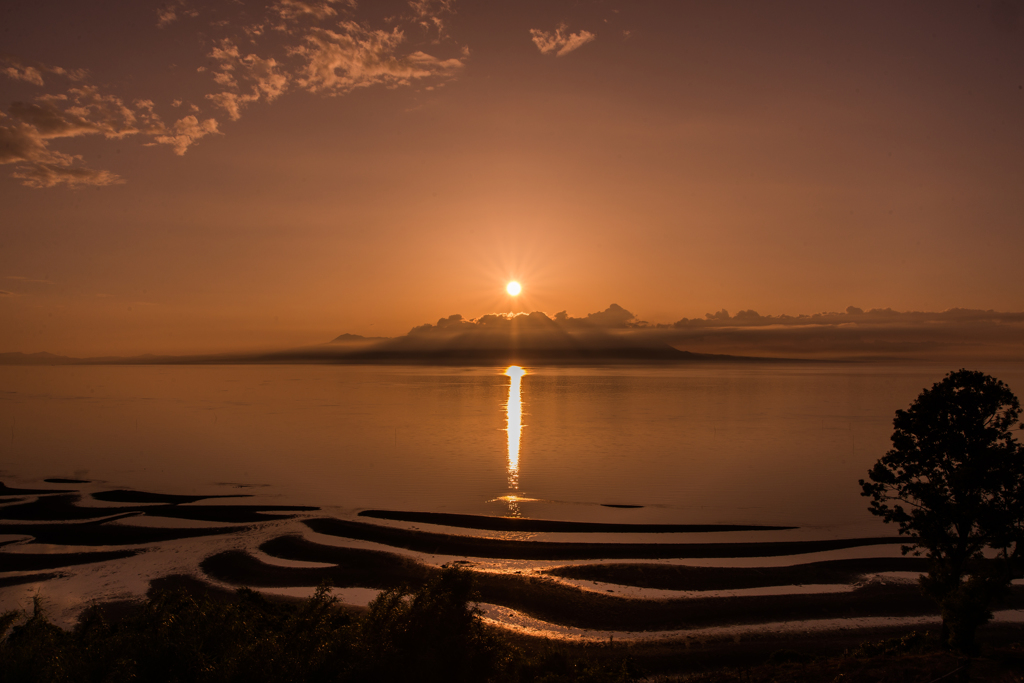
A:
[583, 303, 636, 328]
[0, 121, 47, 164]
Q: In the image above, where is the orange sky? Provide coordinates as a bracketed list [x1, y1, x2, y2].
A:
[2, 1, 1023, 356]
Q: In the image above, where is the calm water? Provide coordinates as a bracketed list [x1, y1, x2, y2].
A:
[2, 362, 1022, 533]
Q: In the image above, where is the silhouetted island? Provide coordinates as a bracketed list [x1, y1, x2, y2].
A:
[0, 305, 796, 366]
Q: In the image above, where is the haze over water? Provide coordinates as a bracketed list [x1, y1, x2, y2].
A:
[5, 361, 1021, 535]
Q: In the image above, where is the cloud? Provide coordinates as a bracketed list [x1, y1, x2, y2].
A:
[273, 0, 348, 23]
[0, 120, 49, 165]
[529, 24, 596, 57]
[155, 1, 198, 28]
[151, 115, 220, 155]
[393, 304, 1024, 362]
[11, 163, 123, 188]
[0, 290, 13, 296]
[6, 276, 54, 284]
[2, 63, 44, 86]
[3, 0, 466, 188]
[292, 23, 463, 94]
[205, 41, 289, 120]
[0, 97, 133, 187]
[408, 304, 643, 337]
[671, 306, 1024, 329]
[0, 86, 155, 186]
[2, 57, 88, 87]
[157, 6, 179, 27]
[15, 87, 139, 139]
[0, 81, 216, 181]
[583, 303, 636, 328]
[655, 306, 1024, 361]
[408, 0, 456, 40]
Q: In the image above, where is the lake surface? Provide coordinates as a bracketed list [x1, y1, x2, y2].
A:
[3, 361, 1022, 535]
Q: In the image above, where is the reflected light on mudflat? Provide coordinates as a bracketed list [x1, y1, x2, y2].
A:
[505, 366, 525, 516]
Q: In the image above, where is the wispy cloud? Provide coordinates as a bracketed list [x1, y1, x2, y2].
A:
[292, 24, 464, 94]
[204, 40, 289, 120]
[408, 0, 456, 41]
[149, 115, 220, 155]
[1, 0, 464, 188]
[0, 57, 89, 87]
[529, 24, 596, 57]
[2, 62, 44, 86]
[6, 276, 55, 284]
[0, 83, 164, 187]
[155, 1, 198, 28]
[273, 0, 348, 23]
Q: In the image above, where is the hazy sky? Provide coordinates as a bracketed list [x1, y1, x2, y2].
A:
[2, 0, 1023, 355]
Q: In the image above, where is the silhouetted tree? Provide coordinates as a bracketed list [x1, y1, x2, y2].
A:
[861, 369, 1024, 652]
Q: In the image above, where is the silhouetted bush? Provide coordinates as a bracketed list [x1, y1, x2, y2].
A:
[353, 564, 511, 683]
[0, 565, 638, 683]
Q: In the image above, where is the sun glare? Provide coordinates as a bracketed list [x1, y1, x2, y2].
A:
[506, 281, 522, 296]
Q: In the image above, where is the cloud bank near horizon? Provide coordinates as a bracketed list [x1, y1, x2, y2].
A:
[398, 304, 1024, 361]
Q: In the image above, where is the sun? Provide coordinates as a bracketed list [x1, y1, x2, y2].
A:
[506, 281, 522, 296]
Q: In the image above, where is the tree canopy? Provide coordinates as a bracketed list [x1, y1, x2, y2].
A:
[860, 369, 1024, 651]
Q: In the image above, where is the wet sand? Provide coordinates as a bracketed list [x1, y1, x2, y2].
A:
[358, 509, 796, 533]
[2, 480, 1022, 652]
[306, 517, 904, 560]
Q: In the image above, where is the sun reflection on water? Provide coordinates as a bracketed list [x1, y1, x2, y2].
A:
[504, 365, 525, 517]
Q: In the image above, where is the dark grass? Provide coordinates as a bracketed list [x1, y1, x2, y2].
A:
[358, 509, 796, 533]
[663, 633, 1024, 682]
[304, 517, 904, 560]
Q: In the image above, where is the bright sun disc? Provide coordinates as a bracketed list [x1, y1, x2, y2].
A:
[506, 281, 522, 296]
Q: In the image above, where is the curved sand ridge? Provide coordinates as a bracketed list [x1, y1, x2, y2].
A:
[2, 481, 1023, 641]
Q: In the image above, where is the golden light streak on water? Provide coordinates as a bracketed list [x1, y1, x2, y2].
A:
[504, 365, 525, 517]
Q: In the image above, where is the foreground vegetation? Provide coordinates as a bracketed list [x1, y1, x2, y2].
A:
[861, 369, 1024, 652]
[4, 566, 1024, 682]
[0, 566, 638, 683]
